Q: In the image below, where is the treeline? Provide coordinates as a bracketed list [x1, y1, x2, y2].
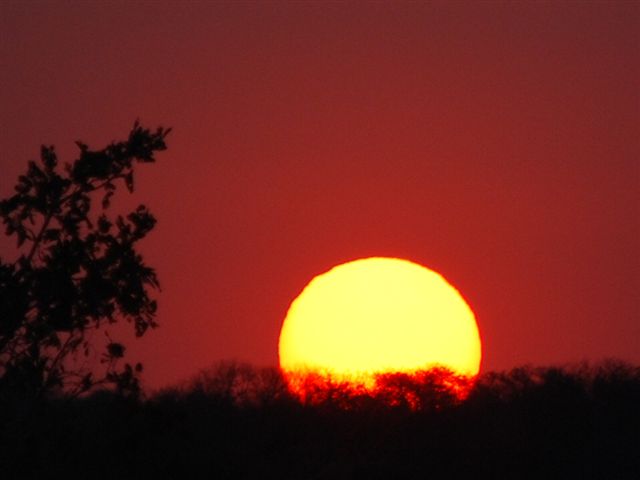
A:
[1, 360, 639, 479]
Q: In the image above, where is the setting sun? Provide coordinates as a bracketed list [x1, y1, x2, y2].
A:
[279, 257, 482, 390]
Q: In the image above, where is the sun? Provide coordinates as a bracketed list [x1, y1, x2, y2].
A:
[278, 257, 481, 392]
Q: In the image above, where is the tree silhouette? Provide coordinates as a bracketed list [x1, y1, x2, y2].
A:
[0, 360, 638, 478]
[0, 122, 170, 400]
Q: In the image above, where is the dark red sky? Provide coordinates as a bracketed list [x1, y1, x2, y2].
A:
[1, 2, 638, 390]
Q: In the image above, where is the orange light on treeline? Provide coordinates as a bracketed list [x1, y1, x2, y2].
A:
[285, 367, 474, 410]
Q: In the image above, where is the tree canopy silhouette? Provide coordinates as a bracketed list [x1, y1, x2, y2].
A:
[0, 122, 170, 399]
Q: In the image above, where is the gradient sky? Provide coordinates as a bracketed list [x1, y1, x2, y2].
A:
[1, 1, 638, 390]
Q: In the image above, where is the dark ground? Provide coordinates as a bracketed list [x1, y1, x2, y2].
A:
[1, 361, 638, 479]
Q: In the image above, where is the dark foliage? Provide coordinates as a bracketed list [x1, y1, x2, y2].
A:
[0, 123, 170, 400]
[1, 360, 638, 479]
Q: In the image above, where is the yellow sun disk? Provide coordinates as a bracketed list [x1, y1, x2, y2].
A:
[279, 257, 481, 385]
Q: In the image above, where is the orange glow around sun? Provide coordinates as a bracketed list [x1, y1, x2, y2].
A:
[278, 257, 482, 398]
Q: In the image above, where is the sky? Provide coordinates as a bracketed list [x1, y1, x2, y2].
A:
[1, 1, 638, 390]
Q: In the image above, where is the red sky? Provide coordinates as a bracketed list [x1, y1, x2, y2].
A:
[1, 1, 638, 390]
